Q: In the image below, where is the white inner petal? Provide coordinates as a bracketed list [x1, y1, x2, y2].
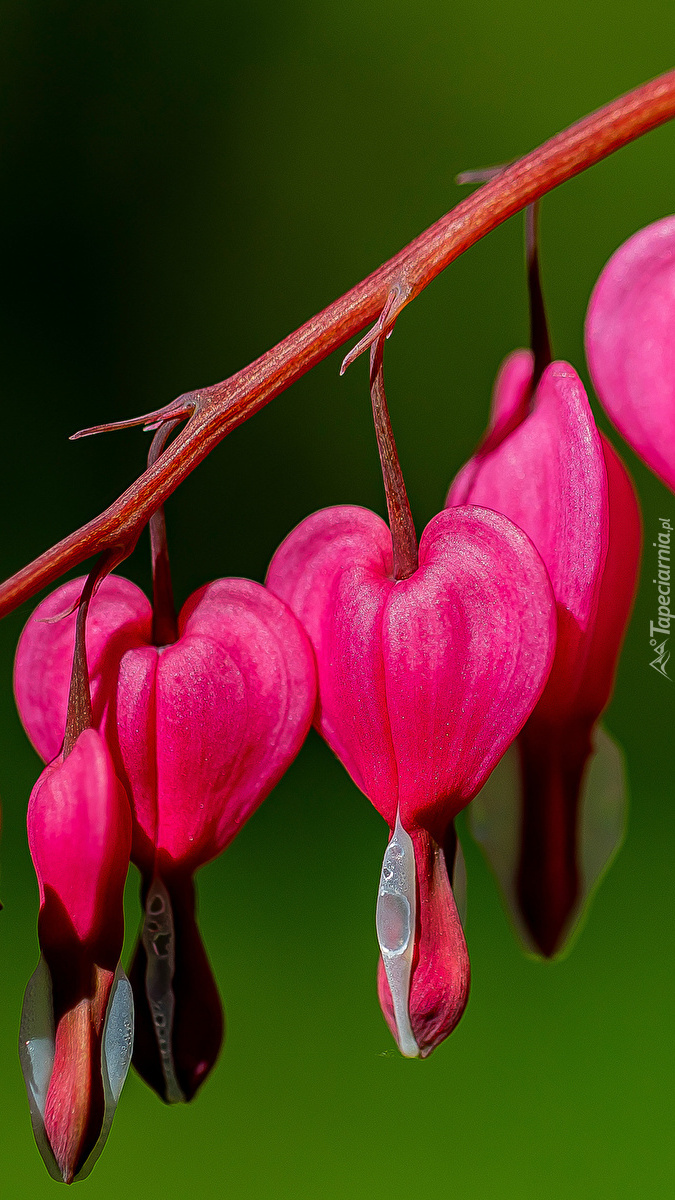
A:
[376, 810, 419, 1058]
[142, 877, 185, 1104]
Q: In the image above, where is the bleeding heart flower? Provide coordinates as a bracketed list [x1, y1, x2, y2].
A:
[267, 501, 556, 1055]
[19, 728, 133, 1184]
[586, 215, 675, 493]
[15, 574, 316, 1101]
[448, 355, 640, 956]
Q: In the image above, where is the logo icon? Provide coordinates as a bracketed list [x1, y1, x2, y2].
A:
[649, 635, 671, 680]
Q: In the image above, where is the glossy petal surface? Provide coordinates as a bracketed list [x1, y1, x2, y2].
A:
[384, 506, 555, 831]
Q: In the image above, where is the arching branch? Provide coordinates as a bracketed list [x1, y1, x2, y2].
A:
[2, 68, 675, 617]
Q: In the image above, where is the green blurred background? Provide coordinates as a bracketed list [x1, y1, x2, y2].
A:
[0, 1, 674, 1195]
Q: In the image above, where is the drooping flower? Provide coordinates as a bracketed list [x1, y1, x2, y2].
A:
[20, 727, 133, 1184]
[266, 331, 557, 1057]
[586, 215, 675, 493]
[448, 355, 641, 956]
[267, 501, 556, 1055]
[15, 573, 316, 1101]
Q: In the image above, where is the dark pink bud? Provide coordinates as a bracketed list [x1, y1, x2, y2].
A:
[586, 215, 675, 494]
[20, 729, 133, 1183]
[268, 503, 555, 1054]
[449, 358, 640, 956]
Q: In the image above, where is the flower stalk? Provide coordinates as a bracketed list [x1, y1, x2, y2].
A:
[525, 201, 553, 391]
[148, 421, 180, 648]
[369, 324, 418, 580]
[62, 569, 96, 758]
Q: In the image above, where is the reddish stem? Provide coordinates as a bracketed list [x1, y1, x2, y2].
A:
[61, 557, 116, 757]
[2, 69, 675, 617]
[369, 331, 418, 580]
[458, 167, 552, 386]
[526, 201, 553, 390]
[148, 421, 180, 647]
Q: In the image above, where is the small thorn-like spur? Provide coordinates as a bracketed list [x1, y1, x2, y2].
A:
[70, 392, 201, 441]
[39, 548, 129, 627]
[455, 163, 512, 186]
[340, 285, 408, 375]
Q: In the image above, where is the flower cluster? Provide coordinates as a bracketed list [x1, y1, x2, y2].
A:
[16, 565, 316, 1178]
[11, 205, 671, 1181]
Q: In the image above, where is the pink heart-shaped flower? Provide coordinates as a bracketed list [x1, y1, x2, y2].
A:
[268, 502, 555, 1054]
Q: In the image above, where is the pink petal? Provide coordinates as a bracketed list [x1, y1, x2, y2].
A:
[267, 506, 399, 816]
[113, 645, 159, 870]
[117, 578, 316, 872]
[16, 575, 315, 875]
[268, 504, 555, 832]
[448, 363, 607, 718]
[14, 575, 151, 765]
[28, 728, 131, 953]
[451, 349, 533, 504]
[576, 435, 641, 719]
[451, 358, 640, 957]
[385, 506, 556, 834]
[269, 502, 554, 1057]
[509, 439, 639, 957]
[20, 958, 134, 1183]
[586, 215, 675, 493]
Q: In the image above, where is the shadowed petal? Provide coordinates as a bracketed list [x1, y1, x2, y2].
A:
[128, 873, 223, 1103]
[469, 726, 627, 957]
